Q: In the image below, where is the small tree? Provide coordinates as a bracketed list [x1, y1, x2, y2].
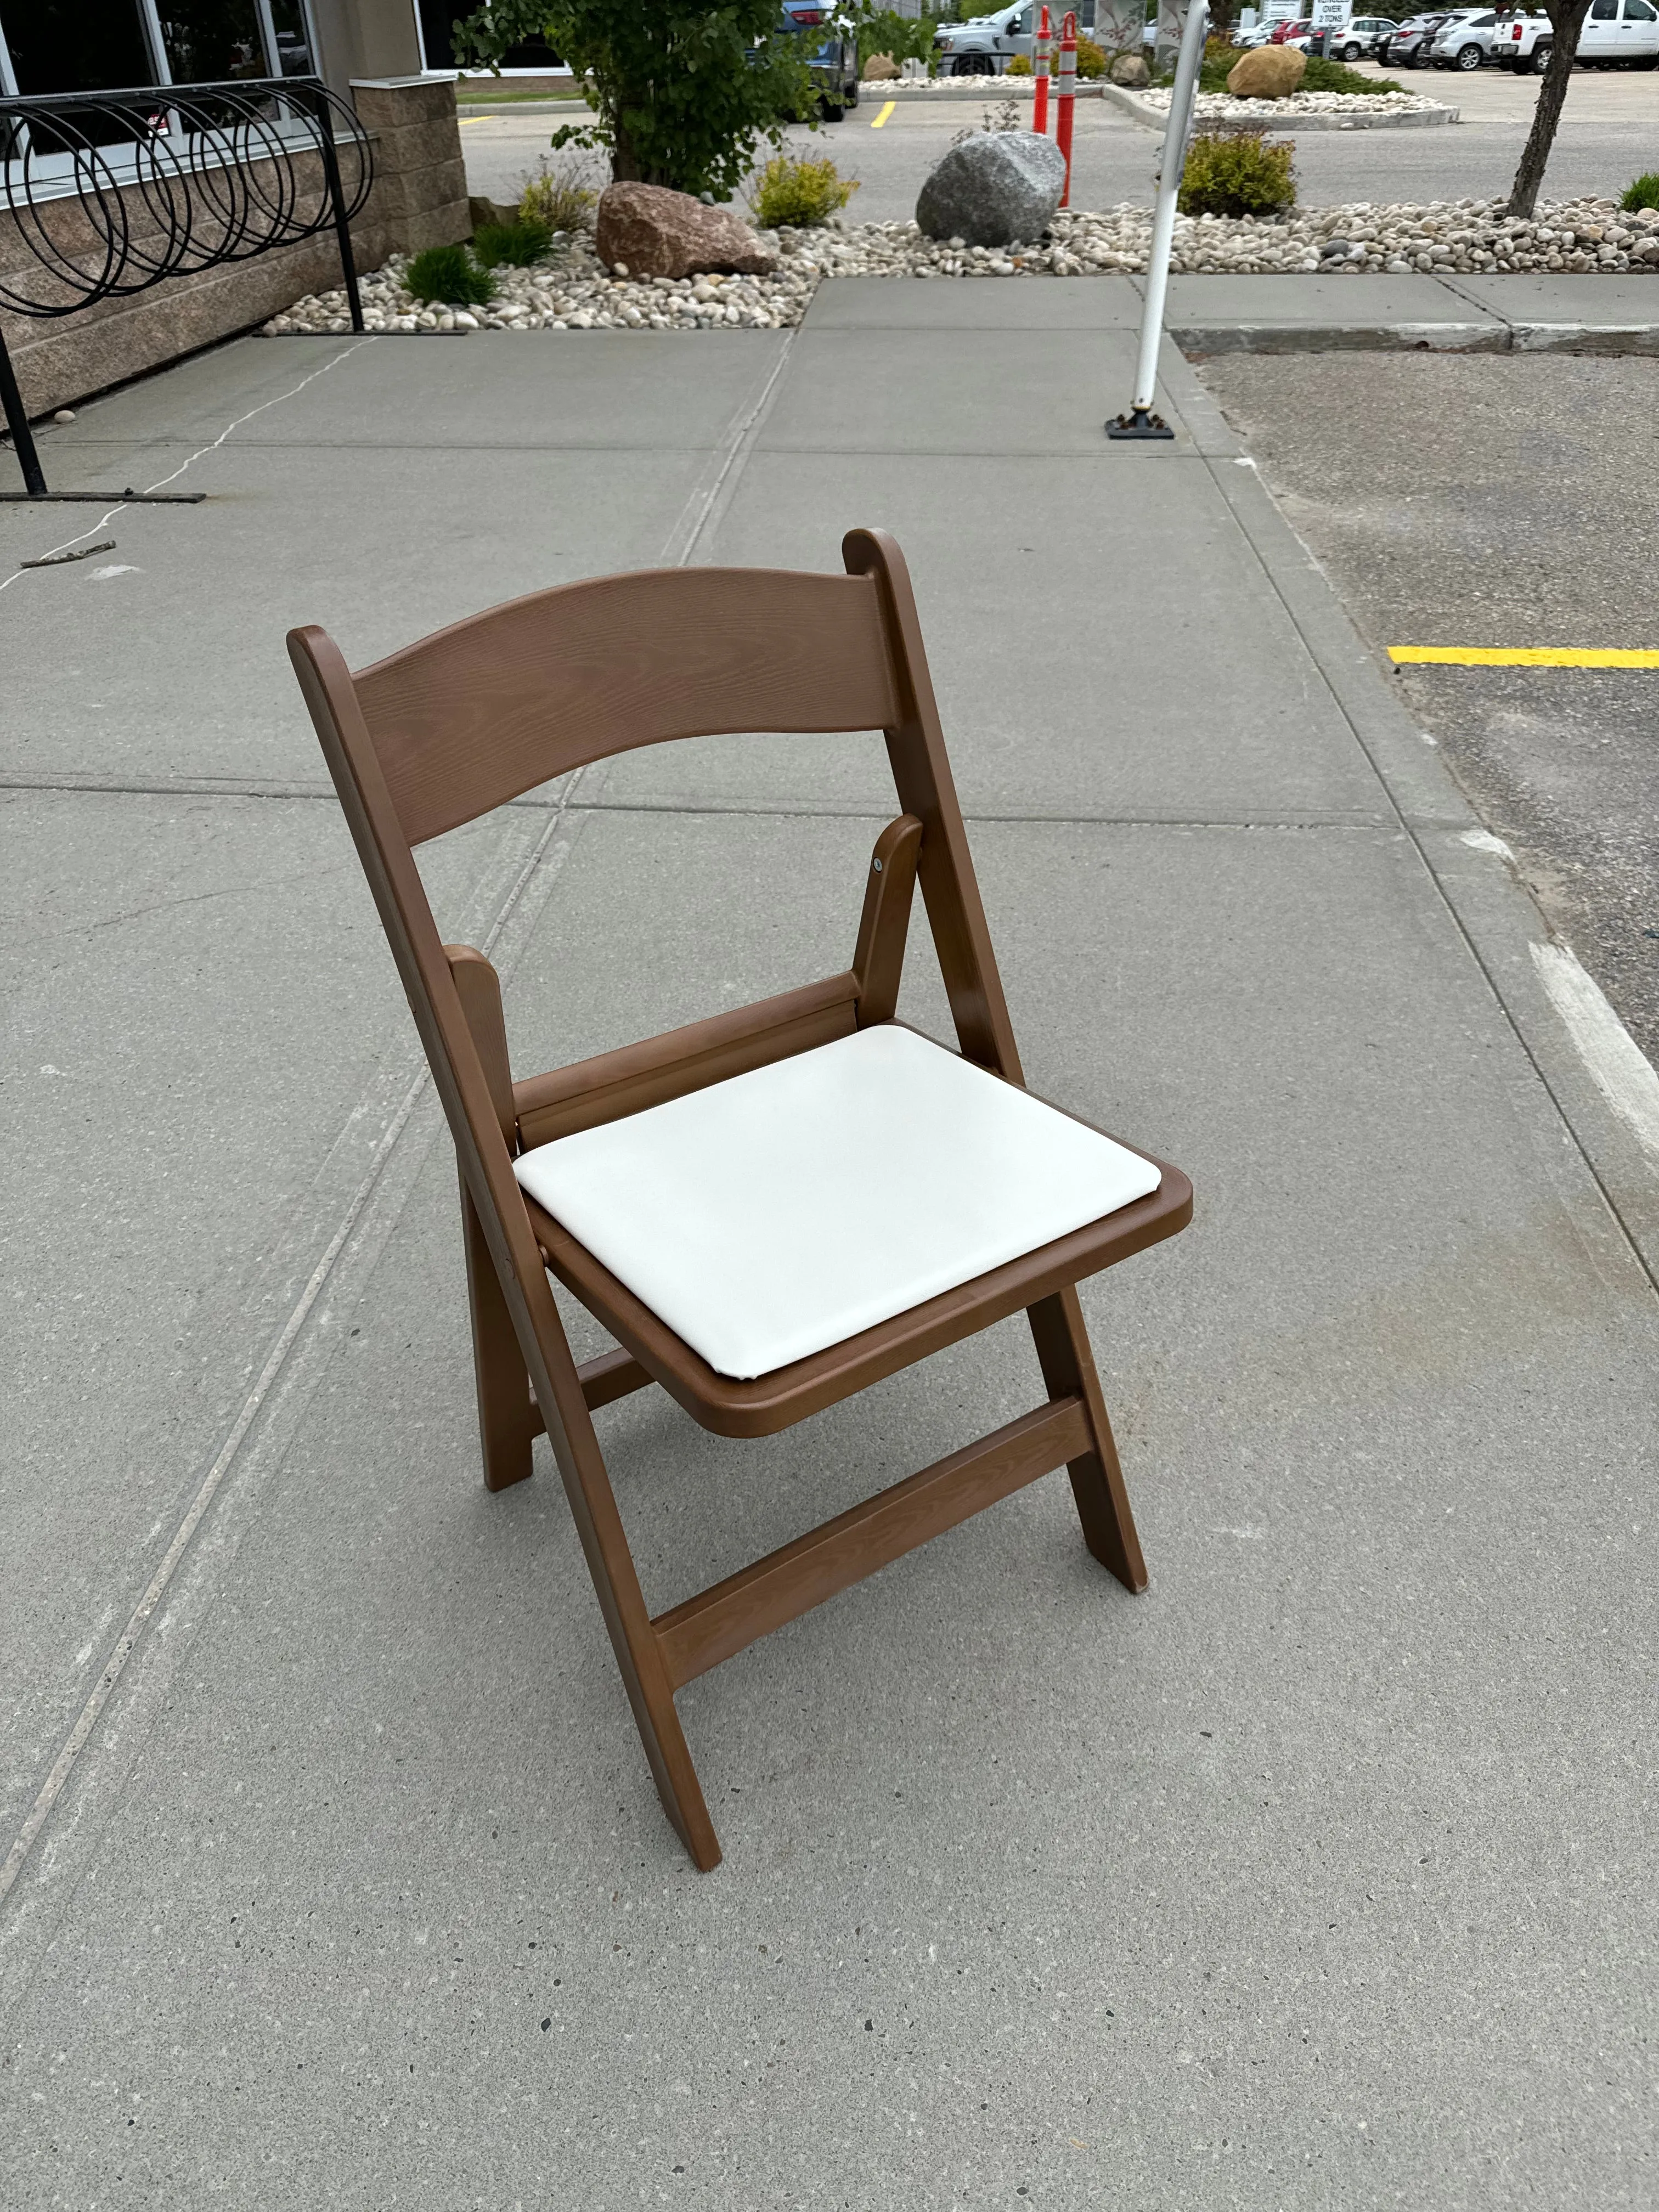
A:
[1507, 0, 1593, 218]
[451, 0, 817, 199]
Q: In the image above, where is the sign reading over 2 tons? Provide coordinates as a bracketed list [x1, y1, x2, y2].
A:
[1310, 0, 1351, 23]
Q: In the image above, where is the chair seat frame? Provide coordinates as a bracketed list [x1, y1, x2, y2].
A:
[290, 528, 1191, 1871]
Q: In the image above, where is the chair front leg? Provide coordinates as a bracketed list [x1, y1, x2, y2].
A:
[460, 1173, 538, 1492]
[1026, 1286, 1148, 1593]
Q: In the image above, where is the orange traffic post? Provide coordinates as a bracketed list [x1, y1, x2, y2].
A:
[1056, 10, 1077, 207]
[1034, 4, 1052, 134]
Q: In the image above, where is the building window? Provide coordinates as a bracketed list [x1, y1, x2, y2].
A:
[418, 0, 562, 72]
[154, 0, 269, 82]
[0, 0, 319, 94]
[0, 0, 155, 96]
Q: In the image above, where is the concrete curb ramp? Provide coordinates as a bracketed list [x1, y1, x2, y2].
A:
[1162, 269, 1659, 352]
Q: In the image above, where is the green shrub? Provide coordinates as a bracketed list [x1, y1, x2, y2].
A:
[1011, 34, 1102, 77]
[1193, 47, 1402, 93]
[452, 0, 820, 199]
[1301, 54, 1402, 92]
[1620, 171, 1659, 211]
[518, 160, 599, 233]
[473, 216, 555, 265]
[748, 154, 860, 228]
[1195, 44, 1242, 89]
[404, 244, 498, 305]
[1178, 128, 1295, 217]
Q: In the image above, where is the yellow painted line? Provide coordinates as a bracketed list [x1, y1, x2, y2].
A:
[1390, 646, 1659, 669]
[872, 99, 896, 126]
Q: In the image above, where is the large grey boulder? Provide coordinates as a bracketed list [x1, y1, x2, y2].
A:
[915, 131, 1068, 249]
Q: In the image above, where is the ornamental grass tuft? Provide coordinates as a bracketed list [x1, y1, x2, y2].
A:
[1620, 172, 1659, 211]
[473, 216, 554, 266]
[518, 161, 599, 234]
[403, 244, 496, 306]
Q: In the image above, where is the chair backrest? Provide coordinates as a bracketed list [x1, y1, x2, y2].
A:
[351, 565, 901, 847]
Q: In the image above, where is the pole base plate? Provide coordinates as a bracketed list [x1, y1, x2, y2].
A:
[1106, 409, 1175, 442]
[0, 490, 206, 503]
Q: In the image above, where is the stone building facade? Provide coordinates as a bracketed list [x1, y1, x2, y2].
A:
[0, 0, 466, 417]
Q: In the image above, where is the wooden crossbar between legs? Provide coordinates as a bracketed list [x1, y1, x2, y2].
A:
[651, 1395, 1091, 1689]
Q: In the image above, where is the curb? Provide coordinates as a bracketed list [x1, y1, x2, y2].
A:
[1099, 78, 1459, 128]
[867, 81, 1108, 101]
[1156, 339, 1659, 1290]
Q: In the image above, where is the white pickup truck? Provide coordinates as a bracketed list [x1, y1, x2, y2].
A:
[1497, 0, 1659, 70]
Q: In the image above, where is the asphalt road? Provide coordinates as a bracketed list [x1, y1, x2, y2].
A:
[459, 64, 1658, 219]
[1195, 350, 1659, 1067]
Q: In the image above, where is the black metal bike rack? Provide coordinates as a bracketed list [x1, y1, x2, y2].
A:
[0, 76, 373, 500]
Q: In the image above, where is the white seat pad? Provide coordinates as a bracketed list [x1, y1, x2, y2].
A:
[513, 1025, 1162, 1381]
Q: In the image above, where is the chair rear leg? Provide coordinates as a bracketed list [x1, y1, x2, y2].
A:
[460, 1175, 538, 1492]
[1026, 1286, 1148, 1593]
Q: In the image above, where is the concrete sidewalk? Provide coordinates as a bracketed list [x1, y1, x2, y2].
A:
[2, 289, 1655, 2208]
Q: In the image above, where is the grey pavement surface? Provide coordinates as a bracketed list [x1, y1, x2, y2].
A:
[458, 65, 1659, 220]
[2, 286, 1657, 2206]
[1197, 346, 1659, 1071]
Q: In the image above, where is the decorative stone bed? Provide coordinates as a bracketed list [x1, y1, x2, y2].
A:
[1142, 87, 1453, 120]
[264, 197, 1659, 336]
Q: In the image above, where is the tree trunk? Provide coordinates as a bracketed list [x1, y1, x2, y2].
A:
[1506, 0, 1591, 217]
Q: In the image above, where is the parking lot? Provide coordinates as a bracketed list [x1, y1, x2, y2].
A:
[457, 64, 1659, 222]
[1198, 347, 1659, 1068]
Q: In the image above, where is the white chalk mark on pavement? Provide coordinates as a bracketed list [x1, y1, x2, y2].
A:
[1532, 940, 1659, 1167]
[1460, 828, 1513, 859]
[0, 773, 583, 1914]
[0, 336, 376, 595]
[0, 334, 783, 1916]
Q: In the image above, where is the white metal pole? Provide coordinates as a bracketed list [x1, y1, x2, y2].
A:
[1108, 0, 1208, 438]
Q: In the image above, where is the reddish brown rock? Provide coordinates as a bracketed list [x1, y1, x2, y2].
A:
[595, 183, 778, 280]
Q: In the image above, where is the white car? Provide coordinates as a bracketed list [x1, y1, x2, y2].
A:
[1283, 14, 1400, 53]
[1428, 5, 1502, 64]
[1500, 0, 1659, 65]
[1330, 12, 1403, 54]
[933, 2, 1032, 74]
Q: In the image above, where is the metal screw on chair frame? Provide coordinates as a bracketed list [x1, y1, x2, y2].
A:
[0, 77, 373, 501]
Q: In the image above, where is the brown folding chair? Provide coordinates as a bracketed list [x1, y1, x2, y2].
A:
[289, 528, 1192, 1872]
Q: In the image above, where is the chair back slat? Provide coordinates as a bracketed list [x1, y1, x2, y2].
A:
[354, 566, 900, 845]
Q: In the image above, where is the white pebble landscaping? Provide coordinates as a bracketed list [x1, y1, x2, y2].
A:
[1140, 86, 1452, 119]
[264, 194, 1659, 336]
